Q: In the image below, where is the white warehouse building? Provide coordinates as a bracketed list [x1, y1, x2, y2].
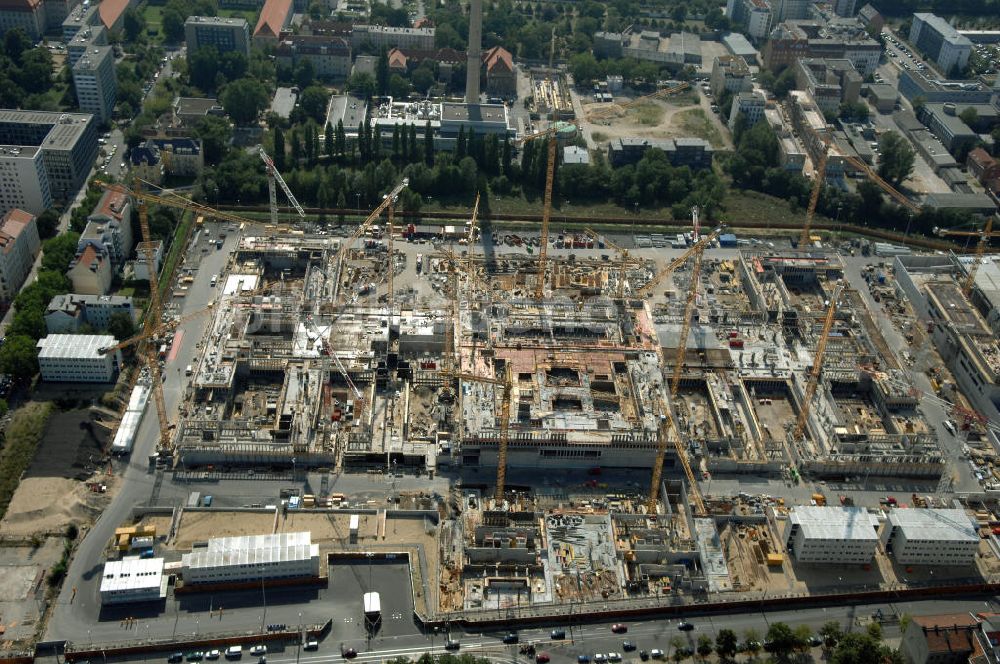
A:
[880, 508, 979, 566]
[99, 556, 167, 605]
[36, 334, 121, 383]
[782, 506, 881, 564]
[181, 532, 320, 585]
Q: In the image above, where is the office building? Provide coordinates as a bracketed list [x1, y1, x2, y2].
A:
[0, 110, 98, 204]
[795, 58, 862, 114]
[37, 333, 122, 383]
[351, 24, 435, 51]
[0, 0, 45, 38]
[858, 4, 884, 34]
[910, 13, 973, 74]
[130, 239, 162, 281]
[275, 35, 351, 80]
[721, 32, 760, 65]
[772, 0, 810, 22]
[67, 244, 112, 295]
[833, 0, 855, 17]
[880, 509, 979, 566]
[763, 19, 882, 75]
[43, 0, 79, 31]
[253, 0, 292, 47]
[919, 103, 979, 155]
[73, 46, 116, 124]
[0, 145, 51, 216]
[99, 557, 167, 605]
[745, 0, 772, 40]
[185, 16, 251, 56]
[710, 55, 754, 97]
[728, 90, 766, 131]
[180, 532, 321, 585]
[81, 188, 133, 268]
[782, 506, 881, 564]
[67, 24, 107, 67]
[897, 69, 992, 105]
[45, 293, 135, 333]
[61, 1, 97, 40]
[0, 208, 39, 302]
[608, 137, 713, 169]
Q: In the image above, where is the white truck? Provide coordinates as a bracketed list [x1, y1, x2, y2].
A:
[364, 591, 381, 626]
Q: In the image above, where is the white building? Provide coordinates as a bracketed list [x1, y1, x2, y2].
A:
[881, 508, 980, 566]
[36, 333, 121, 383]
[99, 556, 167, 604]
[782, 506, 881, 564]
[180, 532, 320, 585]
[44, 293, 135, 333]
[728, 90, 767, 131]
[81, 188, 133, 268]
[745, 0, 772, 40]
[0, 146, 51, 216]
[911, 13, 972, 74]
[73, 46, 116, 124]
[0, 208, 41, 302]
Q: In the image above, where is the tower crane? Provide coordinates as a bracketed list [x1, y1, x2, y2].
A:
[647, 403, 705, 516]
[800, 135, 831, 247]
[792, 284, 844, 440]
[440, 363, 513, 503]
[635, 227, 724, 299]
[464, 192, 481, 300]
[94, 180, 265, 227]
[691, 205, 700, 244]
[386, 199, 395, 324]
[583, 228, 644, 299]
[935, 216, 1000, 297]
[99, 304, 215, 355]
[670, 227, 706, 397]
[258, 145, 305, 226]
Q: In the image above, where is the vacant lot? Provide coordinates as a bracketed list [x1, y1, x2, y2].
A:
[580, 92, 727, 148]
[25, 408, 106, 480]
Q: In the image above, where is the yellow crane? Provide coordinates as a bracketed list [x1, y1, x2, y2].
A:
[935, 216, 1000, 297]
[440, 364, 513, 503]
[634, 227, 725, 299]
[647, 402, 705, 516]
[99, 305, 216, 355]
[670, 233, 706, 398]
[95, 180, 273, 227]
[588, 83, 691, 122]
[583, 228, 644, 299]
[800, 135, 832, 248]
[386, 201, 395, 322]
[792, 285, 843, 440]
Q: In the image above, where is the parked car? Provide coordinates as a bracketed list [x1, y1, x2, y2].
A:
[342, 649, 358, 659]
[206, 651, 220, 660]
[550, 630, 566, 640]
[168, 655, 183, 663]
[611, 624, 627, 634]
[303, 641, 319, 651]
[249, 646, 266, 657]
[623, 641, 636, 652]
[503, 633, 519, 644]
[445, 640, 460, 650]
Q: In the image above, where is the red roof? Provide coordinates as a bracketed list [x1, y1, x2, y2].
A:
[255, 0, 293, 39]
[388, 48, 408, 70]
[483, 45, 513, 73]
[969, 147, 996, 170]
[94, 189, 128, 222]
[98, 0, 131, 29]
[413, 16, 434, 28]
[0, 209, 34, 253]
[73, 244, 102, 270]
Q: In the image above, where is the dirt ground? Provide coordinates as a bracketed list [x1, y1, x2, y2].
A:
[0, 538, 65, 644]
[0, 475, 115, 539]
[25, 408, 108, 481]
[580, 94, 726, 147]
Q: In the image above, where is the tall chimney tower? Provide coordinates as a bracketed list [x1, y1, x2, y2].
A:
[465, 0, 482, 103]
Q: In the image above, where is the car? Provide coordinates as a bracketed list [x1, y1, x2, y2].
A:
[342, 649, 358, 659]
[608, 653, 622, 662]
[536, 654, 550, 664]
[594, 654, 607, 663]
[503, 633, 519, 644]
[650, 649, 664, 660]
[622, 641, 636, 652]
[611, 624, 628, 634]
[678, 622, 695, 631]
[249, 647, 266, 657]
[445, 640, 460, 650]
[206, 652, 220, 660]
[809, 636, 823, 647]
[168, 655, 184, 663]
[303, 641, 319, 651]
[639, 652, 649, 661]
[577, 656, 590, 664]
[551, 630, 566, 640]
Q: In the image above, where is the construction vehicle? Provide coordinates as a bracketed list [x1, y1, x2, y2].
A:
[935, 216, 999, 297]
[258, 145, 305, 227]
[587, 83, 691, 122]
[440, 364, 513, 503]
[793, 284, 844, 440]
[635, 227, 724, 299]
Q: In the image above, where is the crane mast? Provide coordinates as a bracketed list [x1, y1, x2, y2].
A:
[800, 135, 831, 247]
[670, 244, 704, 397]
[535, 134, 556, 299]
[259, 145, 305, 226]
[793, 286, 843, 440]
[647, 406, 705, 516]
[635, 227, 724, 299]
[386, 202, 394, 325]
[963, 215, 994, 297]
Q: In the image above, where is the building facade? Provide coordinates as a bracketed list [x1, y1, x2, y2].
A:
[253, 0, 292, 47]
[0, 208, 39, 302]
[0, 146, 51, 216]
[795, 58, 861, 114]
[880, 509, 979, 566]
[67, 244, 112, 295]
[782, 506, 881, 564]
[61, 1, 98, 40]
[73, 45, 116, 124]
[45, 293, 135, 333]
[0, 0, 45, 39]
[180, 532, 321, 585]
[185, 16, 251, 55]
[37, 333, 122, 382]
[710, 55, 754, 97]
[68, 24, 107, 67]
[483, 45, 515, 99]
[351, 24, 435, 51]
[608, 137, 713, 169]
[911, 13, 972, 73]
[275, 35, 352, 80]
[81, 188, 133, 268]
[728, 91, 766, 130]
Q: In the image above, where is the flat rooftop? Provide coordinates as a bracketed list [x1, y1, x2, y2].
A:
[887, 508, 978, 543]
[788, 506, 881, 541]
[440, 102, 508, 124]
[37, 333, 117, 359]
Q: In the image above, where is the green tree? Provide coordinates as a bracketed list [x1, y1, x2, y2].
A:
[335, 119, 346, 158]
[41, 233, 81, 273]
[376, 48, 390, 96]
[123, 7, 146, 43]
[743, 629, 762, 658]
[16, 48, 52, 94]
[695, 635, 712, 661]
[161, 5, 187, 43]
[0, 334, 39, 380]
[772, 67, 797, 99]
[669, 636, 689, 663]
[325, 121, 334, 161]
[877, 130, 915, 187]
[188, 46, 220, 91]
[298, 85, 331, 123]
[389, 73, 410, 99]
[569, 52, 600, 86]
[412, 66, 435, 94]
[294, 58, 316, 88]
[337, 189, 347, 223]
[274, 126, 286, 171]
[346, 71, 376, 98]
[820, 622, 842, 651]
[107, 312, 137, 341]
[830, 630, 902, 664]
[4, 28, 30, 63]
[960, 106, 979, 127]
[194, 115, 233, 165]
[424, 121, 434, 165]
[714, 629, 738, 662]
[36, 208, 60, 239]
[221, 77, 269, 125]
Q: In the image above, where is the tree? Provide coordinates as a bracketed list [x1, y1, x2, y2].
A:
[36, 208, 60, 239]
[839, 100, 870, 121]
[714, 629, 738, 663]
[294, 59, 316, 88]
[0, 335, 38, 381]
[389, 74, 411, 99]
[194, 115, 233, 165]
[4, 28, 30, 64]
[41, 233, 81, 273]
[743, 629, 761, 658]
[830, 630, 902, 664]
[695, 635, 712, 661]
[221, 77, 269, 125]
[878, 130, 915, 187]
[123, 7, 146, 43]
[424, 121, 434, 165]
[772, 67, 797, 99]
[274, 126, 286, 171]
[669, 636, 688, 663]
[820, 622, 843, 650]
[188, 46, 220, 91]
[161, 5, 187, 43]
[569, 52, 600, 86]
[376, 49, 390, 96]
[346, 71, 376, 98]
[325, 121, 334, 161]
[412, 66, 435, 94]
[960, 106, 979, 127]
[299, 85, 331, 124]
[107, 312, 137, 341]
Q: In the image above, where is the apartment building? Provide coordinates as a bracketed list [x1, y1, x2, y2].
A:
[36, 333, 122, 383]
[275, 35, 352, 80]
[763, 19, 881, 75]
[185, 16, 251, 56]
[73, 46, 116, 124]
[911, 13, 972, 74]
[0, 208, 40, 302]
[44, 293, 135, 333]
[795, 58, 862, 114]
[351, 24, 435, 51]
[81, 188, 133, 268]
[67, 244, 112, 295]
[608, 137, 713, 169]
[0, 145, 51, 216]
[728, 90, 766, 131]
[710, 55, 754, 97]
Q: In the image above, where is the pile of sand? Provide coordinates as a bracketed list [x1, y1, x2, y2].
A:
[0, 476, 113, 538]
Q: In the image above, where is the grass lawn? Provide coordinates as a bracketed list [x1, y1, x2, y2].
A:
[628, 100, 665, 126]
[143, 4, 163, 34]
[0, 402, 53, 520]
[675, 108, 724, 148]
[720, 189, 827, 227]
[218, 8, 259, 23]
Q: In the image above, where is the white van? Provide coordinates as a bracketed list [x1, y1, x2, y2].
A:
[185, 365, 193, 376]
[224, 646, 242, 659]
[210, 274, 218, 287]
